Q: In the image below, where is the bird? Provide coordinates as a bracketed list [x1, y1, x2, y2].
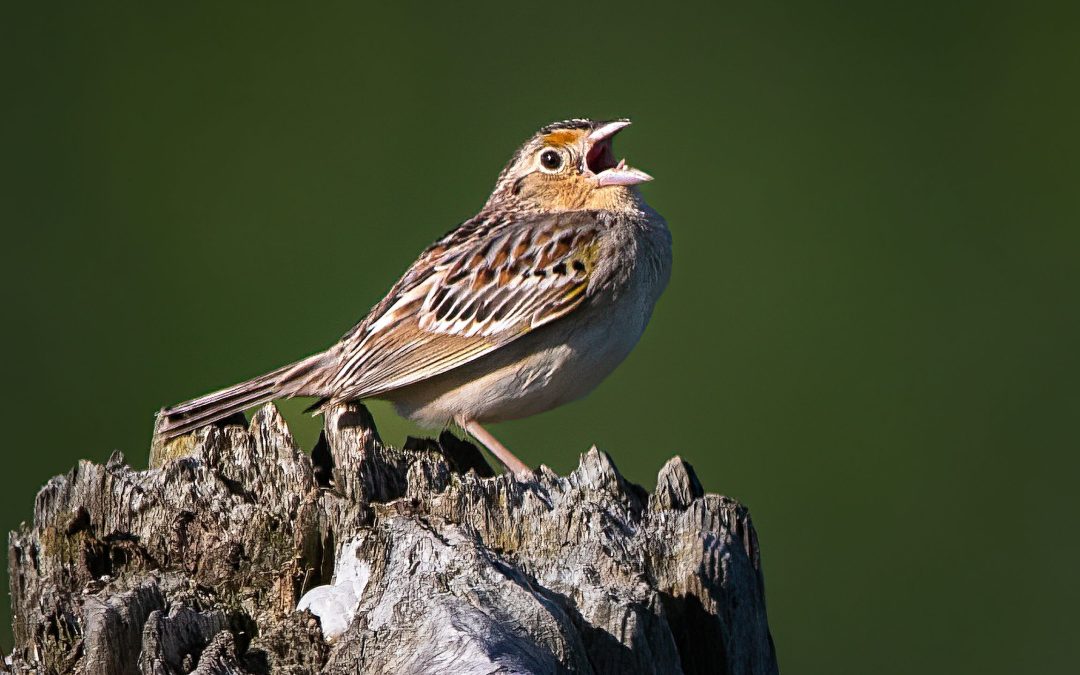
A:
[157, 118, 672, 476]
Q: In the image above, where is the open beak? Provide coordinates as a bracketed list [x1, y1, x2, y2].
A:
[585, 120, 653, 187]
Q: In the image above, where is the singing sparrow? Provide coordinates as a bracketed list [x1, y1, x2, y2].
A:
[158, 119, 672, 476]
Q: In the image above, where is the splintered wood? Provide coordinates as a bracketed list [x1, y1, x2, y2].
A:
[7, 403, 777, 674]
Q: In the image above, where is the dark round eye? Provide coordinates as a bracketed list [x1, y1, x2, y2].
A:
[539, 148, 563, 172]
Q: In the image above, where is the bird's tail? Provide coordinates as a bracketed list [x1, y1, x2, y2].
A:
[156, 352, 329, 440]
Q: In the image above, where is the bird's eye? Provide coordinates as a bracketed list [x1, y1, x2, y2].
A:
[539, 148, 564, 173]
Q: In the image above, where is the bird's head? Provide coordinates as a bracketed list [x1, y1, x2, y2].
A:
[485, 118, 652, 213]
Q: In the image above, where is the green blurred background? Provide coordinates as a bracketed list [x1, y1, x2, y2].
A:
[4, 2, 1079, 672]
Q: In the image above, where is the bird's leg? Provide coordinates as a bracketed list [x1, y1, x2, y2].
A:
[455, 416, 532, 477]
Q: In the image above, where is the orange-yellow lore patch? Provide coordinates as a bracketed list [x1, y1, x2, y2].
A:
[542, 130, 586, 147]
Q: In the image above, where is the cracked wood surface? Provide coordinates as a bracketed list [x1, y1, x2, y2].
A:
[6, 403, 777, 674]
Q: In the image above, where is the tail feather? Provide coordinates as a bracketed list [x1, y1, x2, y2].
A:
[156, 353, 329, 440]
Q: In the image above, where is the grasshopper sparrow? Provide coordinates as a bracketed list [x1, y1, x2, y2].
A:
[159, 119, 672, 476]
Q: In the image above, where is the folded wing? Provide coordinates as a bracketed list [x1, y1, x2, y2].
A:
[324, 213, 601, 402]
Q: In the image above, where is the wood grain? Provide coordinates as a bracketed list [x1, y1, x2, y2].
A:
[6, 403, 777, 674]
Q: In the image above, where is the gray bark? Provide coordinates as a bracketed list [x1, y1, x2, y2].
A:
[6, 403, 777, 674]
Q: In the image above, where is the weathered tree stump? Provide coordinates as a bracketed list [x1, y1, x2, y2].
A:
[6, 403, 778, 674]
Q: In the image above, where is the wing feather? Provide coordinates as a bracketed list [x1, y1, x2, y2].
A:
[325, 213, 600, 401]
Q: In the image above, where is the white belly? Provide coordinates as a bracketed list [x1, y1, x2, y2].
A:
[383, 289, 655, 428]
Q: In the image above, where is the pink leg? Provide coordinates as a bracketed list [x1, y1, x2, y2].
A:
[456, 416, 532, 477]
